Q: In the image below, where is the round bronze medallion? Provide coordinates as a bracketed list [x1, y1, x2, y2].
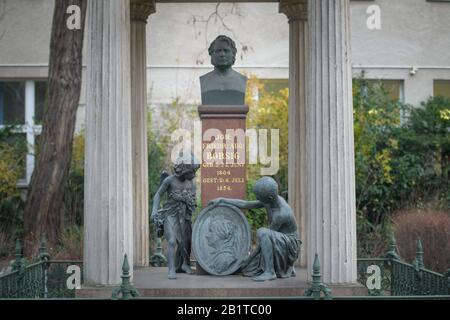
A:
[192, 203, 251, 276]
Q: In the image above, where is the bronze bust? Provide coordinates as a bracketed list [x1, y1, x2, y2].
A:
[200, 35, 247, 105]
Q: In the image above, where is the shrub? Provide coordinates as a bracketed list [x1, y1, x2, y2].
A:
[0, 125, 27, 237]
[353, 76, 450, 258]
[147, 108, 170, 254]
[246, 76, 289, 198]
[394, 96, 450, 209]
[62, 132, 85, 226]
[245, 179, 269, 245]
[393, 209, 450, 273]
[0, 230, 14, 261]
[353, 76, 407, 225]
[52, 226, 83, 260]
[357, 211, 392, 258]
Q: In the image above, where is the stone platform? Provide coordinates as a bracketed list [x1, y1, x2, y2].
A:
[76, 267, 367, 298]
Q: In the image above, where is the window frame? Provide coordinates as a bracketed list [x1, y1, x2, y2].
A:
[433, 79, 450, 99]
[0, 79, 44, 186]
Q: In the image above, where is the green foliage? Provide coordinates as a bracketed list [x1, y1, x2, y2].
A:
[148, 108, 169, 212]
[147, 108, 169, 250]
[156, 98, 198, 168]
[353, 76, 406, 226]
[246, 76, 289, 198]
[354, 75, 450, 257]
[0, 230, 14, 260]
[394, 96, 450, 208]
[245, 179, 268, 230]
[62, 132, 85, 226]
[53, 225, 83, 260]
[243, 77, 289, 238]
[0, 125, 27, 237]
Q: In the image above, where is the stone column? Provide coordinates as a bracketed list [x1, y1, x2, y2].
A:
[84, 0, 133, 285]
[279, 0, 308, 267]
[307, 0, 357, 284]
[130, 0, 155, 267]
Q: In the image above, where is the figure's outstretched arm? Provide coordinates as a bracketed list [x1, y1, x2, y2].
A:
[151, 176, 172, 220]
[209, 197, 264, 210]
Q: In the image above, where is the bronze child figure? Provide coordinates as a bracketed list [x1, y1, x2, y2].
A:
[151, 156, 200, 280]
[209, 176, 300, 281]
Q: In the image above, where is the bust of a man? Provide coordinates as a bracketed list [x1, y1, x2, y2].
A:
[200, 35, 247, 105]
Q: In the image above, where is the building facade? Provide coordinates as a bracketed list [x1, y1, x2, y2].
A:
[0, 0, 449, 285]
[0, 0, 449, 186]
[1, 0, 449, 185]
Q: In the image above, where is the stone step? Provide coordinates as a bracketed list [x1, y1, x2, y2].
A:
[76, 267, 367, 298]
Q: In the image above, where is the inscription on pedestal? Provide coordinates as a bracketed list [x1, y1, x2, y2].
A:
[199, 108, 248, 207]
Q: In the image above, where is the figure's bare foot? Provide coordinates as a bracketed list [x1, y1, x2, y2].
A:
[252, 272, 277, 282]
[168, 270, 177, 280]
[181, 264, 194, 274]
[286, 266, 296, 277]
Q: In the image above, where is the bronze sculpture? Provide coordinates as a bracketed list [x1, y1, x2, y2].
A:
[208, 176, 301, 281]
[200, 35, 247, 105]
[192, 202, 252, 276]
[151, 156, 200, 280]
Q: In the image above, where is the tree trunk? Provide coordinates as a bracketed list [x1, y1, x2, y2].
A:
[23, 0, 86, 256]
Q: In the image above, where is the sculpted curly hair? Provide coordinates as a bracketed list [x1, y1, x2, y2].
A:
[208, 35, 237, 64]
[173, 154, 200, 178]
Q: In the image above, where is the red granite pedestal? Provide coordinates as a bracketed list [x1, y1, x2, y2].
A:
[198, 105, 249, 207]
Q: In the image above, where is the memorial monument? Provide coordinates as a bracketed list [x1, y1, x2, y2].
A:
[194, 36, 300, 280]
[152, 36, 301, 282]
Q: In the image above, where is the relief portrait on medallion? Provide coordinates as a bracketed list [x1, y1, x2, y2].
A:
[204, 216, 240, 274]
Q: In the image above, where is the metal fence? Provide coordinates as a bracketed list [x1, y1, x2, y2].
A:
[0, 261, 45, 298]
[356, 236, 450, 296]
[0, 239, 82, 299]
[46, 260, 83, 298]
[1, 236, 449, 300]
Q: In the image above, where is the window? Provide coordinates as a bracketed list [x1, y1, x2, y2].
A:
[0, 80, 47, 185]
[0, 82, 25, 125]
[355, 78, 405, 123]
[35, 81, 47, 124]
[434, 80, 450, 99]
[366, 79, 404, 102]
[252, 79, 289, 101]
[260, 79, 289, 96]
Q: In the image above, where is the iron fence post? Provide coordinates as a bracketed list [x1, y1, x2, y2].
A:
[445, 269, 450, 295]
[413, 239, 424, 270]
[149, 237, 168, 267]
[39, 235, 50, 298]
[384, 234, 401, 261]
[304, 254, 332, 300]
[111, 254, 140, 300]
[11, 239, 25, 272]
